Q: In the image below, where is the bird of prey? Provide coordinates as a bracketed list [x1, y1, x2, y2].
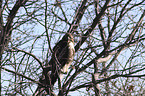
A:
[34, 33, 75, 95]
[49, 33, 75, 85]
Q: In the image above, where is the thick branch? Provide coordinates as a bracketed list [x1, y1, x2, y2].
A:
[0, 0, 28, 60]
[68, 0, 88, 33]
[75, 0, 111, 52]
[0, 0, 3, 28]
[5, 0, 28, 33]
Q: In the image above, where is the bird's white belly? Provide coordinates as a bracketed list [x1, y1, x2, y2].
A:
[69, 42, 74, 50]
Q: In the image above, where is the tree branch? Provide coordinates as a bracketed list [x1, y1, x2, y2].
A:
[68, 0, 88, 34]
[75, 0, 111, 52]
[125, 10, 145, 43]
[12, 47, 44, 69]
[70, 73, 145, 92]
[1, 66, 37, 83]
[5, 0, 28, 33]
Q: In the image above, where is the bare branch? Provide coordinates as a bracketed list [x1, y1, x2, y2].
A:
[125, 10, 145, 43]
[1, 66, 37, 83]
[70, 73, 145, 92]
[75, 0, 111, 52]
[5, 0, 28, 33]
[12, 47, 44, 69]
[68, 0, 88, 34]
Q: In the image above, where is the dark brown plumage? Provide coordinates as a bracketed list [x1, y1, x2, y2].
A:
[49, 33, 75, 85]
[34, 33, 75, 95]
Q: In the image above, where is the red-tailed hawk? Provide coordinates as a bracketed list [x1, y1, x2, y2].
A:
[49, 33, 75, 85]
[34, 33, 75, 95]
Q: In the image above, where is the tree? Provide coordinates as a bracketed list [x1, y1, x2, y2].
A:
[0, 0, 145, 95]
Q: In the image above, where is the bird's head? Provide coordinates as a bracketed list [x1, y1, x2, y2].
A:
[62, 33, 74, 42]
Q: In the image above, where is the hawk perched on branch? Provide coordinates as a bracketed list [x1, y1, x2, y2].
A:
[34, 33, 75, 95]
[49, 33, 75, 85]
